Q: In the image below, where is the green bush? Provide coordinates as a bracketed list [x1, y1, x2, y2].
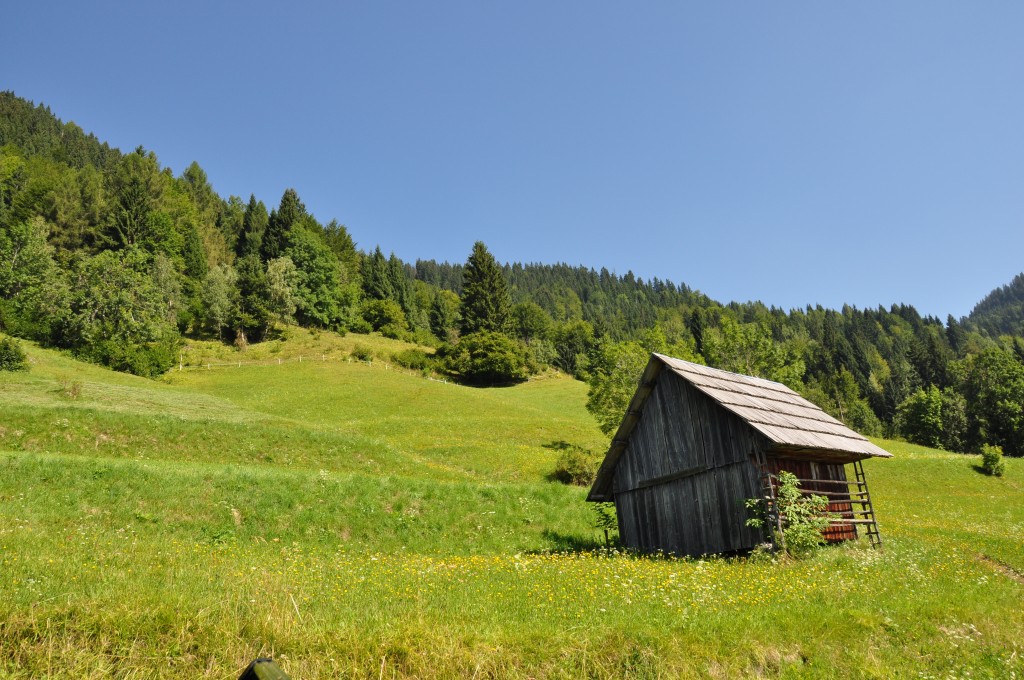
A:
[392, 348, 432, 371]
[351, 344, 374, 362]
[0, 336, 29, 371]
[86, 339, 177, 378]
[440, 331, 530, 386]
[551, 445, 600, 486]
[348, 317, 373, 334]
[746, 471, 833, 558]
[980, 444, 1006, 477]
[592, 502, 618, 546]
[379, 323, 409, 341]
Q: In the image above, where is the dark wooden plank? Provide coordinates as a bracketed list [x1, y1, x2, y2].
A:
[715, 464, 741, 552]
[693, 385, 722, 471]
[673, 379, 698, 469]
[666, 482, 686, 555]
[654, 379, 678, 478]
[678, 475, 699, 556]
[633, 391, 657, 480]
[660, 372, 695, 472]
[685, 381, 711, 468]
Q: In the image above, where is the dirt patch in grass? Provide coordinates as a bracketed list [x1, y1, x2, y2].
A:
[980, 554, 1024, 584]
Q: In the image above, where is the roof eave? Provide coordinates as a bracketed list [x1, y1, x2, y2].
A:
[766, 443, 893, 463]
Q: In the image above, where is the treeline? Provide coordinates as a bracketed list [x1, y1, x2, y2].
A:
[968, 273, 1024, 337]
[2, 91, 1023, 457]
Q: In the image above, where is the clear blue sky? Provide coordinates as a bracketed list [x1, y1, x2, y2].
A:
[4, 2, 1023, 319]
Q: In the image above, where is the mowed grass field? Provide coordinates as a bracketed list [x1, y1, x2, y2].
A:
[1, 333, 1022, 678]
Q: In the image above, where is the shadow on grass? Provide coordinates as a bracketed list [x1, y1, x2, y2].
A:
[543, 470, 593, 485]
[535, 529, 615, 553]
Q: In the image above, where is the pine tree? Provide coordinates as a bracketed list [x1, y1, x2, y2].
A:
[459, 241, 511, 335]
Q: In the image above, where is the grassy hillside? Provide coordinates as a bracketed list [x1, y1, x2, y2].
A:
[1, 335, 1022, 678]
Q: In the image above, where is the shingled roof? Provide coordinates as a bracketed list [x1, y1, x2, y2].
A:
[588, 353, 892, 502]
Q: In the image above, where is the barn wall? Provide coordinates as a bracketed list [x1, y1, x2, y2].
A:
[612, 372, 765, 556]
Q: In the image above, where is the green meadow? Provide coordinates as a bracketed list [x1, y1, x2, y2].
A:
[1, 333, 1022, 678]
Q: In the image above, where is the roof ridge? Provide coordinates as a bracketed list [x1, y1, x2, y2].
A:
[654, 353, 788, 390]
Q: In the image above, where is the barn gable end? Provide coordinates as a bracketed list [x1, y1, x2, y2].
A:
[610, 370, 765, 555]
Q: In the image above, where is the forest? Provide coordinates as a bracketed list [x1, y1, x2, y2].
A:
[2, 90, 1023, 458]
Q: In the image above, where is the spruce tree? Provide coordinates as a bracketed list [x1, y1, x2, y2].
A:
[362, 246, 394, 300]
[236, 195, 268, 258]
[261, 188, 305, 260]
[459, 241, 511, 335]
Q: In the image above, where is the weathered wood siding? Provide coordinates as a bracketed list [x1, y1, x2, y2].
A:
[611, 371, 765, 556]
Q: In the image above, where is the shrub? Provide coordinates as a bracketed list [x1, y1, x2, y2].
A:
[379, 323, 409, 341]
[440, 331, 530, 386]
[552, 445, 600, 486]
[0, 336, 28, 371]
[392, 348, 432, 372]
[86, 339, 177, 378]
[592, 502, 618, 546]
[348, 317, 373, 334]
[980, 444, 1006, 477]
[350, 344, 374, 362]
[746, 471, 833, 558]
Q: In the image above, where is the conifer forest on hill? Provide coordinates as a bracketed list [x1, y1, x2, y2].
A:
[3, 89, 1024, 458]
[2, 90, 1024, 678]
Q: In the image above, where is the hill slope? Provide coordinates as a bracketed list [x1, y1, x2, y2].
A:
[969, 272, 1024, 336]
[0, 338, 1022, 677]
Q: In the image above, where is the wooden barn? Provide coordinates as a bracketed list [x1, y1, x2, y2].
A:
[587, 353, 892, 557]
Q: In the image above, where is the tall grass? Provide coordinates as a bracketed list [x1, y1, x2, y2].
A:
[1, 337, 1022, 677]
